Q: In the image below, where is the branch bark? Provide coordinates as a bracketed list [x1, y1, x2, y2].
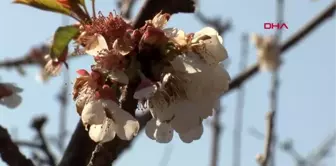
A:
[132, 0, 195, 28]
[0, 125, 35, 166]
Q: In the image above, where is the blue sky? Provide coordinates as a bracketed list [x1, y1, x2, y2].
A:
[0, 0, 335, 166]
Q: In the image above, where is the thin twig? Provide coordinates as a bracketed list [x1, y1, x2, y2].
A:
[31, 116, 56, 166]
[15, 141, 41, 149]
[132, 0, 195, 28]
[210, 107, 222, 166]
[91, 0, 96, 18]
[195, 11, 232, 36]
[117, 0, 137, 19]
[257, 111, 275, 166]
[268, 0, 285, 165]
[0, 125, 35, 166]
[158, 144, 174, 166]
[57, 70, 70, 152]
[232, 33, 249, 166]
[0, 44, 83, 69]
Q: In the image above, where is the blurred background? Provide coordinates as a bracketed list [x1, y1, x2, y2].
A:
[0, 0, 335, 166]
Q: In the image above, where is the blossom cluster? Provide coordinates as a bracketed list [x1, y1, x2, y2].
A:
[44, 12, 231, 143]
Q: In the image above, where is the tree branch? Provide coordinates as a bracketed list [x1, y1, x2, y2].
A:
[31, 116, 56, 166]
[132, 0, 195, 28]
[0, 125, 35, 166]
[210, 108, 223, 166]
[257, 111, 275, 166]
[117, 0, 137, 19]
[195, 11, 232, 36]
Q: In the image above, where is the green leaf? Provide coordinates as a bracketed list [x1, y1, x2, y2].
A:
[50, 25, 79, 59]
[13, 0, 71, 15]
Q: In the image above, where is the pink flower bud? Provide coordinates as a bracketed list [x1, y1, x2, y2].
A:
[76, 69, 90, 76]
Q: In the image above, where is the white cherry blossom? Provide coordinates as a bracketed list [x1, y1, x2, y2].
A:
[85, 34, 109, 57]
[81, 99, 140, 142]
[164, 28, 188, 47]
[145, 118, 173, 143]
[178, 123, 204, 143]
[191, 27, 228, 66]
[133, 78, 157, 100]
[151, 12, 169, 29]
[143, 27, 230, 143]
[251, 33, 281, 72]
[36, 54, 62, 83]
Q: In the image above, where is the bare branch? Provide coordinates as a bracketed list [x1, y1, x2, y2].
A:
[31, 116, 56, 166]
[0, 125, 35, 166]
[132, 0, 195, 28]
[56, 70, 70, 152]
[117, 0, 137, 19]
[195, 11, 232, 36]
[158, 145, 174, 166]
[257, 111, 275, 166]
[232, 33, 249, 166]
[58, 121, 96, 166]
[210, 108, 223, 166]
[267, 0, 285, 165]
[15, 141, 41, 149]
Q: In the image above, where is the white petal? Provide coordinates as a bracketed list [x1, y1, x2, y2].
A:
[108, 70, 129, 84]
[211, 65, 231, 92]
[35, 71, 51, 83]
[103, 99, 140, 140]
[250, 33, 263, 47]
[193, 27, 222, 43]
[152, 13, 168, 29]
[179, 124, 203, 143]
[148, 94, 174, 121]
[145, 118, 157, 140]
[195, 99, 215, 119]
[171, 55, 202, 74]
[133, 85, 157, 100]
[0, 94, 22, 109]
[164, 28, 187, 46]
[88, 119, 116, 143]
[195, 35, 228, 65]
[44, 60, 62, 76]
[112, 38, 132, 56]
[85, 34, 108, 57]
[81, 100, 105, 127]
[154, 122, 173, 143]
[170, 102, 201, 134]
